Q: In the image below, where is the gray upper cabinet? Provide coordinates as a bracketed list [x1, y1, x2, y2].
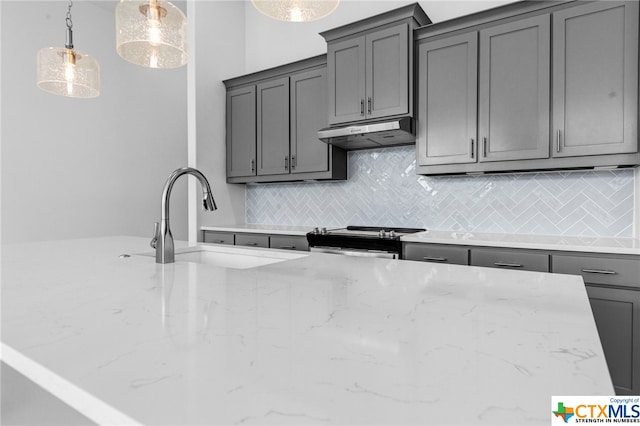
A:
[327, 24, 409, 125]
[366, 24, 410, 120]
[290, 68, 330, 174]
[257, 77, 290, 176]
[226, 86, 256, 178]
[417, 32, 478, 166]
[322, 4, 430, 126]
[552, 1, 639, 157]
[327, 36, 366, 125]
[478, 15, 550, 162]
[224, 55, 347, 184]
[414, 0, 640, 175]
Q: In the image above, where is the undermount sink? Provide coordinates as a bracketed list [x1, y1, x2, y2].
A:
[138, 245, 307, 269]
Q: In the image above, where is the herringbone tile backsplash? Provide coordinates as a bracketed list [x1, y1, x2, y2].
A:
[246, 146, 635, 237]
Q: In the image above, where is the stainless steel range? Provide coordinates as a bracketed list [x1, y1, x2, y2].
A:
[306, 226, 426, 259]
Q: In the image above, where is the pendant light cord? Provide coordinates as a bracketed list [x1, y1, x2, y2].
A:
[65, 1, 74, 49]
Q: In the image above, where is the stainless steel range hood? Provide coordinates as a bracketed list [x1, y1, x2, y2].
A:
[317, 117, 415, 150]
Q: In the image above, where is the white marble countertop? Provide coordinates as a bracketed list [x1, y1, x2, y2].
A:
[402, 230, 640, 255]
[1, 237, 613, 425]
[201, 224, 314, 236]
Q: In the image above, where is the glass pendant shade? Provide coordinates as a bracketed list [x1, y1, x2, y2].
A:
[37, 47, 100, 98]
[251, 0, 339, 22]
[116, 0, 188, 69]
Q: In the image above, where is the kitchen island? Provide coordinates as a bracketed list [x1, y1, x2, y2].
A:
[1, 237, 613, 425]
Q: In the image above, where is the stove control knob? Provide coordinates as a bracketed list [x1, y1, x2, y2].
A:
[312, 227, 320, 234]
[389, 230, 397, 238]
[378, 230, 387, 238]
[321, 227, 328, 235]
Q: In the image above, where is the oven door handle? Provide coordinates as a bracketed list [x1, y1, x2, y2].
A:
[309, 246, 398, 259]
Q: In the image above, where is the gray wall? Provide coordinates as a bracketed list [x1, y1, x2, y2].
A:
[191, 1, 247, 236]
[1, 1, 189, 244]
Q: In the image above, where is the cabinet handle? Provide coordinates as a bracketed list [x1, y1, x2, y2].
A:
[367, 97, 372, 114]
[291, 155, 296, 169]
[582, 268, 617, 275]
[494, 262, 522, 268]
[245, 242, 258, 247]
[423, 256, 448, 262]
[250, 159, 255, 173]
[213, 239, 226, 244]
[279, 245, 296, 249]
[482, 137, 487, 157]
[285, 156, 289, 170]
[360, 99, 365, 115]
[470, 139, 475, 159]
[556, 130, 561, 153]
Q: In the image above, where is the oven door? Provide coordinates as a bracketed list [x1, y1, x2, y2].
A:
[310, 246, 398, 259]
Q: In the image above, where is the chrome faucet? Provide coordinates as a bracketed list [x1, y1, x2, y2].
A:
[151, 167, 217, 264]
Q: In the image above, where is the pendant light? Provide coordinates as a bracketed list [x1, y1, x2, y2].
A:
[251, 0, 340, 22]
[37, 1, 100, 98]
[116, 0, 188, 69]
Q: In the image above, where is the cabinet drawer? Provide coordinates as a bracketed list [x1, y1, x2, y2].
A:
[552, 255, 640, 289]
[269, 235, 309, 252]
[235, 233, 269, 248]
[470, 248, 549, 272]
[403, 243, 469, 265]
[203, 231, 234, 245]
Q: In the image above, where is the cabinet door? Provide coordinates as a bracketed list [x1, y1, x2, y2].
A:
[290, 68, 329, 174]
[327, 36, 366, 125]
[585, 285, 640, 395]
[553, 1, 638, 157]
[226, 86, 256, 178]
[366, 23, 409, 120]
[478, 15, 550, 162]
[417, 32, 478, 166]
[256, 77, 290, 176]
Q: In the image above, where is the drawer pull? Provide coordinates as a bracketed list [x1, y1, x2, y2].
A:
[213, 240, 226, 244]
[582, 268, 617, 275]
[279, 245, 295, 249]
[423, 257, 447, 262]
[245, 242, 259, 246]
[494, 262, 522, 268]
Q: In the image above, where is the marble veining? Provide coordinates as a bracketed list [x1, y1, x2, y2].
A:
[246, 146, 635, 238]
[1, 237, 614, 425]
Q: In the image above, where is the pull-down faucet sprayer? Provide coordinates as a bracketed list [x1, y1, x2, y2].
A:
[151, 167, 217, 264]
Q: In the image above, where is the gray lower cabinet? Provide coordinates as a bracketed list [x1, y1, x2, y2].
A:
[403, 243, 469, 265]
[269, 235, 309, 252]
[202, 231, 309, 252]
[203, 231, 234, 245]
[234, 233, 270, 249]
[470, 247, 550, 272]
[552, 253, 640, 395]
[584, 286, 640, 396]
